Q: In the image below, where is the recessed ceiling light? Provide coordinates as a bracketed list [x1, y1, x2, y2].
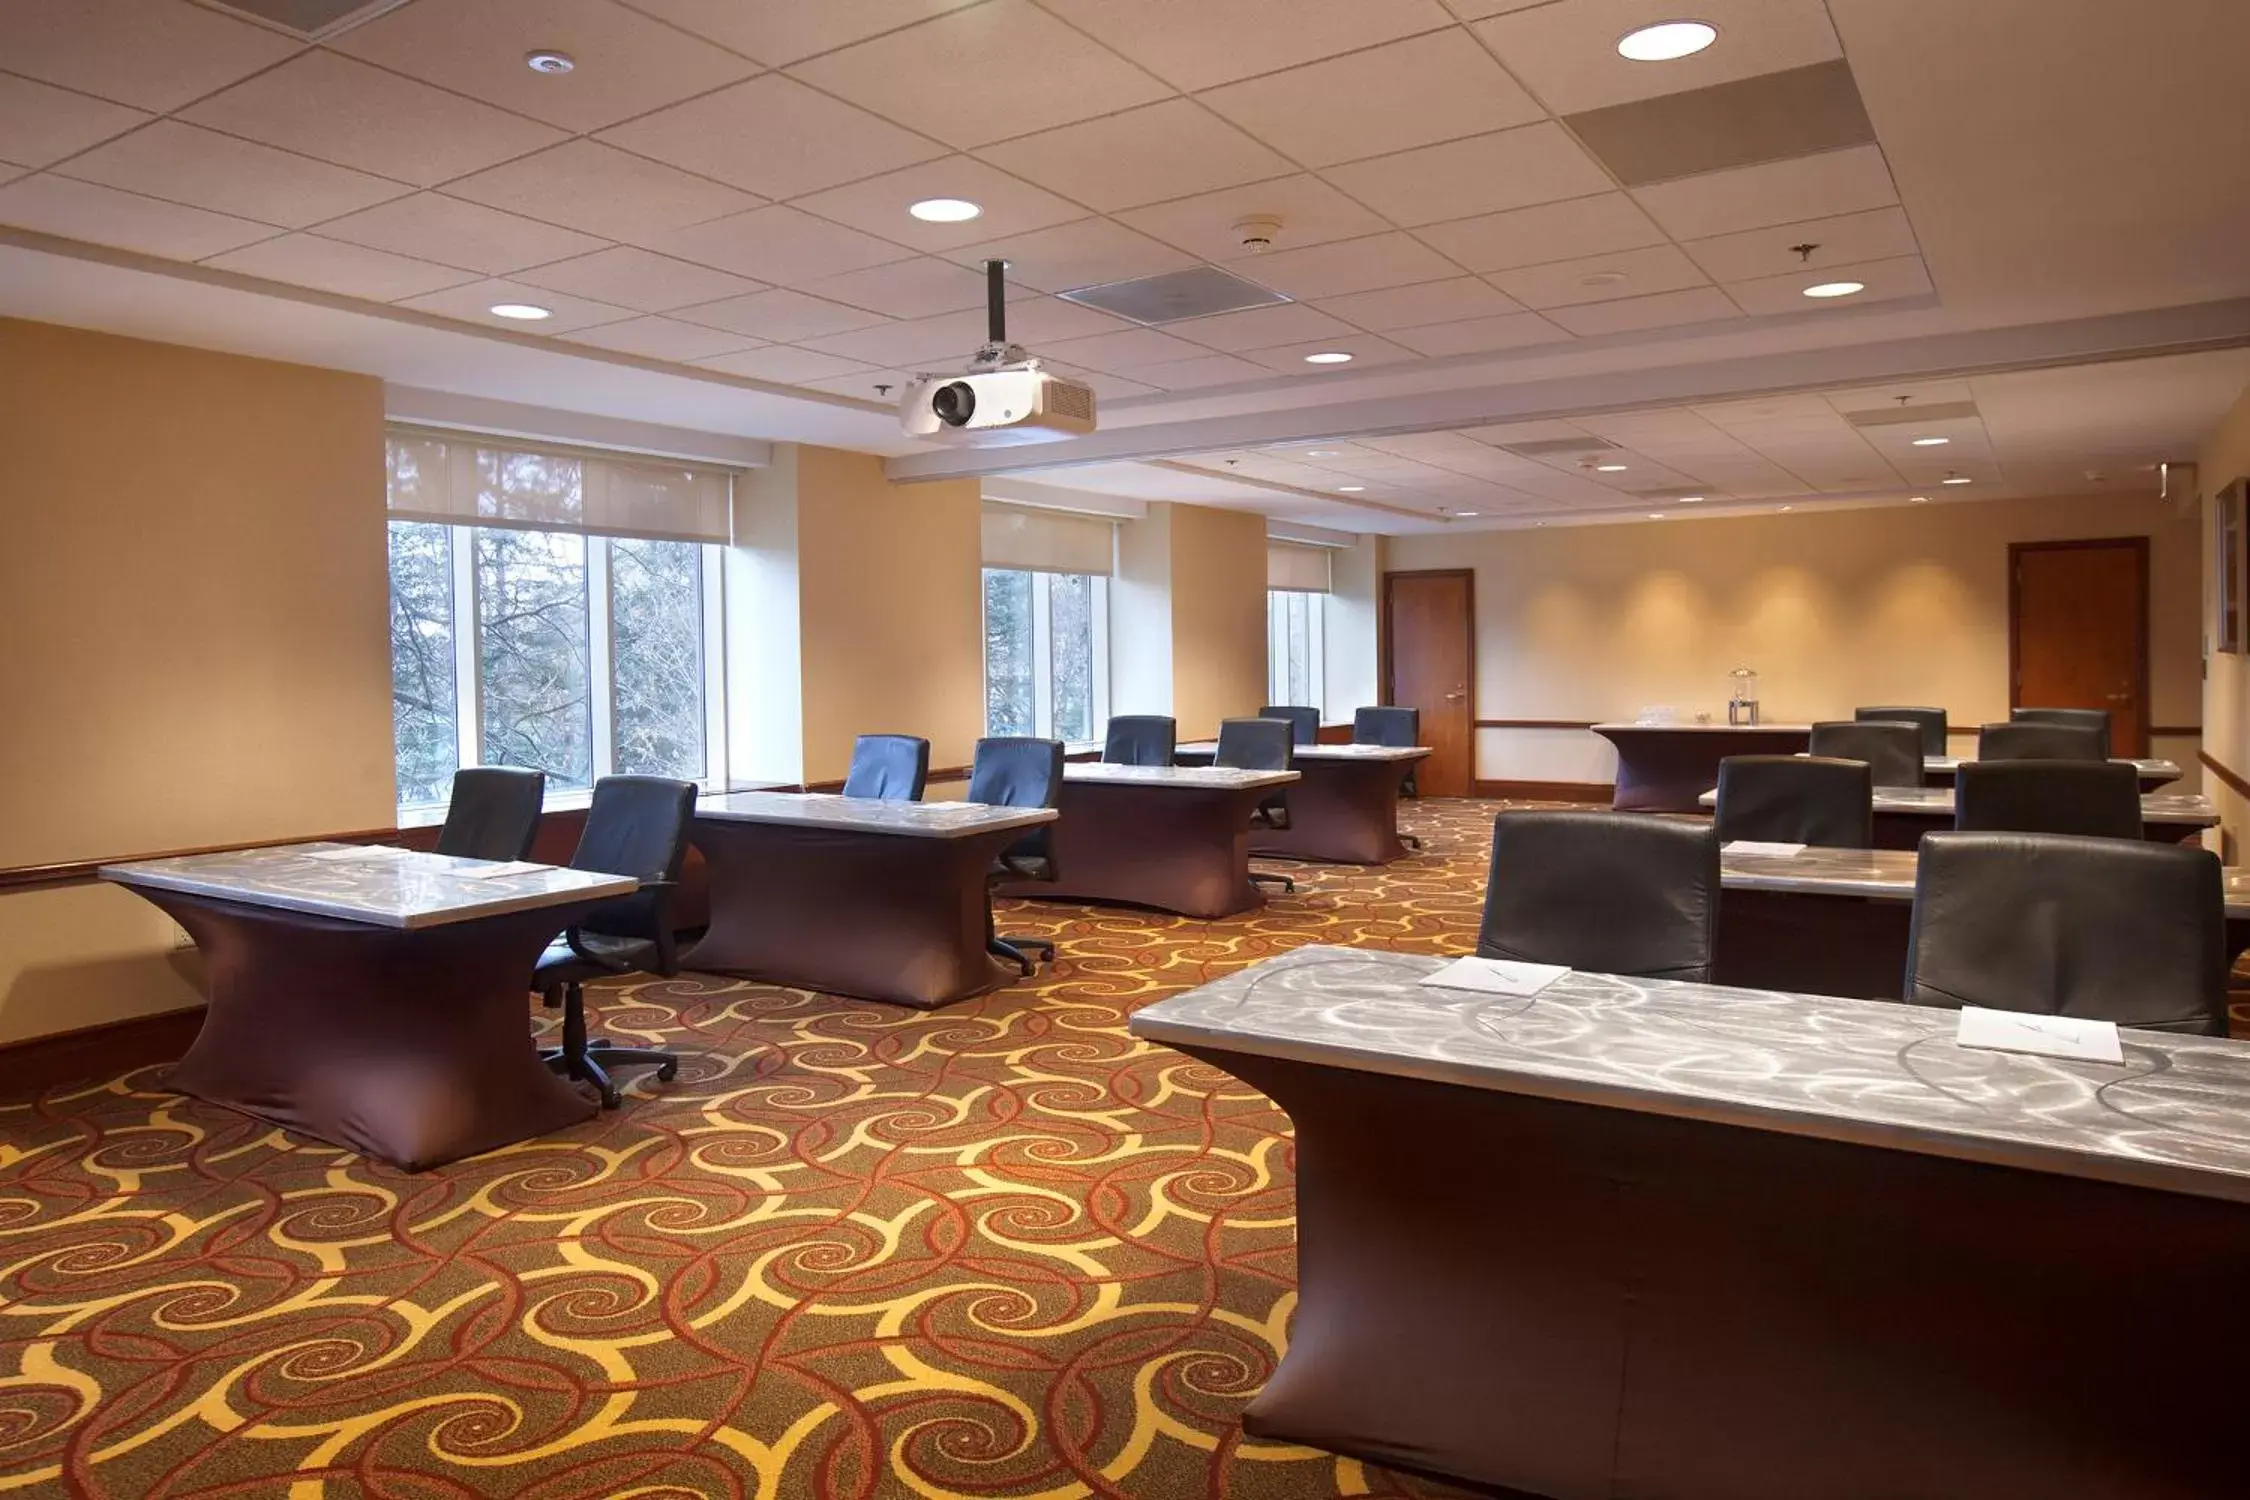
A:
[1337, 485, 1366, 492]
[1909, 495, 1930, 503]
[1648, 512, 1667, 520]
[1580, 270, 1630, 288]
[1307, 449, 1339, 457]
[1942, 475, 1973, 485]
[1678, 495, 1704, 503]
[489, 303, 552, 320]
[1617, 20, 1717, 61]
[1304, 351, 1354, 364]
[1778, 505, 1795, 512]
[1802, 280, 1866, 299]
[1911, 435, 1950, 447]
[1456, 511, 1480, 517]
[1595, 462, 1629, 472]
[525, 50, 574, 74]
[909, 197, 981, 223]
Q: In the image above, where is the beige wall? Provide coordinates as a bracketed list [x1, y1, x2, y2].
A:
[2199, 382, 2250, 839]
[1167, 503, 1269, 739]
[1389, 492, 2201, 789]
[1325, 534, 1384, 719]
[0, 318, 390, 1043]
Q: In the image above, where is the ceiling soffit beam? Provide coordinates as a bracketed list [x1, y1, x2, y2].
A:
[882, 298, 2250, 484]
[1143, 460, 1437, 522]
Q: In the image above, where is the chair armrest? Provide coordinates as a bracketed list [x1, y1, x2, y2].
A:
[564, 925, 634, 974]
[640, 879, 682, 977]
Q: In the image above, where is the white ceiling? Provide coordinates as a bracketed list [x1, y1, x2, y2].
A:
[2, 0, 2249, 532]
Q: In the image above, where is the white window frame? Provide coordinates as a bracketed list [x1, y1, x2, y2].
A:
[1267, 588, 1327, 716]
[983, 568, 1111, 745]
[402, 522, 729, 811]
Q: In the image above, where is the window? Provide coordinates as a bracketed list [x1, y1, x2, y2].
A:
[1268, 589, 1325, 713]
[983, 568, 1109, 743]
[385, 432, 730, 808]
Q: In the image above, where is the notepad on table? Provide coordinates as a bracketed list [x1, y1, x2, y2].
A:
[454, 860, 547, 881]
[1419, 956, 1570, 997]
[303, 844, 410, 862]
[1955, 1006, 2124, 1065]
[1723, 840, 1806, 857]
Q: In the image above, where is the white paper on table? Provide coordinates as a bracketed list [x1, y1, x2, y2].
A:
[1955, 1006, 2124, 1065]
[303, 844, 410, 862]
[1419, 956, 1570, 997]
[1723, 840, 1807, 857]
[453, 860, 549, 881]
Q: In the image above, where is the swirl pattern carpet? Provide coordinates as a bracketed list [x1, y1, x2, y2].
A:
[1, 798, 1515, 1500]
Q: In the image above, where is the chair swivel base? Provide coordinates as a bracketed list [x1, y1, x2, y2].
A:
[990, 935, 1058, 976]
[541, 984, 678, 1110]
[1250, 870, 1296, 894]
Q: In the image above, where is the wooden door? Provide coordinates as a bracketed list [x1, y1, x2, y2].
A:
[1383, 569, 1475, 796]
[2010, 538, 2148, 756]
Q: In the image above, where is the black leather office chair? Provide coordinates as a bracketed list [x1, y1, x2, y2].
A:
[1353, 705, 1422, 850]
[1809, 720, 1923, 787]
[434, 766, 546, 861]
[1954, 760, 2142, 840]
[1977, 721, 2105, 762]
[1714, 755, 1874, 849]
[969, 737, 1065, 976]
[534, 775, 698, 1108]
[1478, 810, 1718, 982]
[841, 734, 929, 800]
[2011, 707, 2113, 758]
[1102, 716, 1176, 767]
[1216, 716, 1296, 895]
[1260, 704, 1321, 747]
[1854, 705, 1947, 758]
[1905, 831, 2225, 1034]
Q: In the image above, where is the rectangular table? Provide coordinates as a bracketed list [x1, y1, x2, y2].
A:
[1591, 721, 1813, 812]
[1716, 844, 2250, 1003]
[688, 792, 1058, 1009]
[1921, 753, 2180, 789]
[1696, 784, 2218, 846]
[102, 843, 638, 1171]
[995, 763, 1300, 918]
[1131, 945, 2250, 1499]
[1173, 742, 1429, 864]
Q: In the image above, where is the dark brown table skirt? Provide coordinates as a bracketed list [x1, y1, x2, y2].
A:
[149, 890, 604, 1172]
[1596, 726, 1813, 812]
[1185, 1047, 2250, 1500]
[689, 817, 1022, 1009]
[997, 779, 1272, 918]
[1873, 809, 2204, 847]
[1176, 752, 1423, 865]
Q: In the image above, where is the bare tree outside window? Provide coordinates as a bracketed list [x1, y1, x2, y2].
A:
[477, 528, 592, 789]
[1049, 571, 1095, 743]
[984, 568, 1035, 736]
[387, 520, 457, 805]
[611, 537, 706, 777]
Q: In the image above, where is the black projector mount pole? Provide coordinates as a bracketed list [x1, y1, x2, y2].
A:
[973, 258, 1028, 370]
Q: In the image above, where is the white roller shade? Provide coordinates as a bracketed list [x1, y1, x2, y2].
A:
[385, 429, 733, 543]
[1268, 540, 1333, 592]
[981, 502, 1116, 575]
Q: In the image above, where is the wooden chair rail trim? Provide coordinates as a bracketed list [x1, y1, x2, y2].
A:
[0, 827, 403, 894]
[2200, 751, 2250, 804]
[1473, 719, 1599, 731]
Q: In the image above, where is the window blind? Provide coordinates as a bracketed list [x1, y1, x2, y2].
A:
[385, 429, 733, 544]
[981, 501, 1116, 575]
[1268, 540, 1333, 592]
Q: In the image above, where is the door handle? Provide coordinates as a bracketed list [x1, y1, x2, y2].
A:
[1445, 690, 1467, 701]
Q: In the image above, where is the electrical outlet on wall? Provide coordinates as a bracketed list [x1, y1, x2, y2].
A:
[168, 919, 195, 951]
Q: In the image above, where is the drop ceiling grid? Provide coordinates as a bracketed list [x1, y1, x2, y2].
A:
[0, 0, 1935, 401]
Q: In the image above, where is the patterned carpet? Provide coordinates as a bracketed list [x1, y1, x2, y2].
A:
[0, 800, 1513, 1500]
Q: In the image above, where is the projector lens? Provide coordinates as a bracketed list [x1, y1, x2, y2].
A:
[932, 381, 976, 427]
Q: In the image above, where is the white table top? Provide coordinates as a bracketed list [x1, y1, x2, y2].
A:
[1129, 944, 2250, 1206]
[1720, 843, 2250, 916]
[100, 843, 637, 930]
[1698, 785, 2219, 827]
[694, 790, 1057, 838]
[1174, 741, 1430, 762]
[1593, 722, 1812, 734]
[1923, 755, 2179, 777]
[1063, 763, 1300, 790]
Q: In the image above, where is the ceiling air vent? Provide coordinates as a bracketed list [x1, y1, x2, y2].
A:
[1059, 266, 1288, 325]
[1499, 436, 1622, 459]
[1844, 400, 1981, 428]
[194, 0, 410, 40]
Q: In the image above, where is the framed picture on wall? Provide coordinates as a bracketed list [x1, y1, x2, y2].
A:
[2218, 479, 2245, 654]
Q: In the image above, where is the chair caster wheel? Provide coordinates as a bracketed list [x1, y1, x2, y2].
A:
[589, 1037, 613, 1049]
[657, 1060, 678, 1083]
[599, 1086, 623, 1109]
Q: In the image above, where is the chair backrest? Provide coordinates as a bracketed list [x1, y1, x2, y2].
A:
[569, 775, 698, 942]
[1809, 720, 1924, 787]
[1904, 831, 2225, 1034]
[1713, 755, 1874, 848]
[969, 736, 1065, 871]
[1259, 704, 1322, 746]
[1215, 716, 1294, 773]
[841, 734, 930, 800]
[1855, 705, 1947, 758]
[1353, 705, 1419, 747]
[2011, 706, 2113, 757]
[434, 766, 546, 861]
[1477, 810, 1719, 982]
[1955, 760, 2143, 840]
[1976, 720, 2105, 762]
[1103, 715, 1177, 766]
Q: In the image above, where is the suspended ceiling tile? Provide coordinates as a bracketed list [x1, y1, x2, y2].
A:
[558, 315, 763, 361]
[1233, 232, 1463, 301]
[1324, 124, 1616, 228]
[695, 345, 883, 383]
[796, 255, 1031, 319]
[1118, 174, 1390, 261]
[395, 277, 640, 333]
[1035, 0, 1453, 92]
[942, 217, 1195, 294]
[672, 286, 894, 341]
[1034, 326, 1217, 372]
[1315, 276, 1524, 331]
[1170, 300, 1357, 352]
[1682, 205, 1917, 282]
[1126, 352, 1275, 389]
[0, 74, 151, 169]
[1388, 311, 1573, 356]
[1488, 243, 1711, 309]
[318, 192, 609, 276]
[647, 203, 916, 284]
[0, 173, 276, 259]
[57, 121, 409, 229]
[790, 156, 1086, 251]
[1414, 191, 1667, 274]
[1470, 0, 1842, 115]
[1631, 143, 1897, 241]
[1721, 252, 1932, 315]
[598, 74, 948, 200]
[513, 245, 766, 313]
[444, 140, 761, 244]
[204, 231, 483, 301]
[0, 0, 301, 112]
[978, 99, 1291, 213]
[1544, 285, 1744, 336]
[612, 0, 984, 65]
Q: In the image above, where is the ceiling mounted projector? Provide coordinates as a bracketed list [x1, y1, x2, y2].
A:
[899, 260, 1096, 446]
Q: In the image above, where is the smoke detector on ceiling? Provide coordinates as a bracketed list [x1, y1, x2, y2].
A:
[1232, 215, 1284, 253]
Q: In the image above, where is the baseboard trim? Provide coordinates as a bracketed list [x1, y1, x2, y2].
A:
[1475, 779, 1614, 803]
[0, 1004, 206, 1091]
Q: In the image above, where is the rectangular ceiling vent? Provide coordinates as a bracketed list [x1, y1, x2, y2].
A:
[1500, 436, 1621, 459]
[1059, 266, 1288, 325]
[1565, 59, 1874, 187]
[1844, 400, 1981, 428]
[194, 0, 409, 40]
